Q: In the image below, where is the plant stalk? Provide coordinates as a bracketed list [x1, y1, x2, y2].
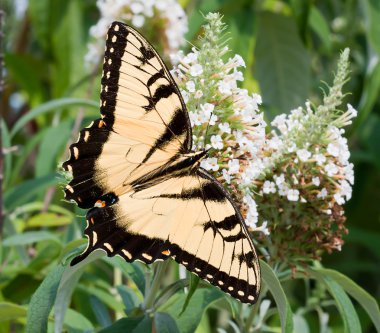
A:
[0, 9, 4, 237]
[244, 285, 268, 332]
[143, 261, 170, 312]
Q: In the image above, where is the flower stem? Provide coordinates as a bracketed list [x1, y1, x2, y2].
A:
[143, 261, 170, 311]
[114, 267, 123, 319]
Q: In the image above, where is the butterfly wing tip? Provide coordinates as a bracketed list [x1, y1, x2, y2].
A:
[70, 253, 88, 267]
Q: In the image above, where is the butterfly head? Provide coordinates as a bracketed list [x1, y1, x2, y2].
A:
[182, 149, 209, 170]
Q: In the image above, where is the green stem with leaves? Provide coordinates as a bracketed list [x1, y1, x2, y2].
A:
[143, 261, 170, 312]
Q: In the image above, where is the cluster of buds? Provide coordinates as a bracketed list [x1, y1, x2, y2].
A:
[85, 0, 187, 67]
[253, 49, 356, 264]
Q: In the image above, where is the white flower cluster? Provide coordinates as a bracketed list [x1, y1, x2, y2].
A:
[171, 15, 268, 233]
[85, 0, 188, 66]
[258, 101, 356, 208]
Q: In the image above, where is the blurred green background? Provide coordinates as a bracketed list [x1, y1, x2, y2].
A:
[1, 0, 380, 332]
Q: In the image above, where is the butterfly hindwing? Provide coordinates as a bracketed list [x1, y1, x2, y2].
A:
[72, 170, 260, 304]
[71, 205, 172, 265]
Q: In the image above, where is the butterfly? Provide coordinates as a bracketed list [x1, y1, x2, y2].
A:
[62, 21, 260, 304]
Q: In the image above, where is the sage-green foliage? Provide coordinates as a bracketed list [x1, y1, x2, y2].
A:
[1, 0, 380, 332]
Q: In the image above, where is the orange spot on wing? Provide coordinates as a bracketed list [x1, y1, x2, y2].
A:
[162, 250, 171, 256]
[95, 200, 106, 208]
[98, 120, 104, 128]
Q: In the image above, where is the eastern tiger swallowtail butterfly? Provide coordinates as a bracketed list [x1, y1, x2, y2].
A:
[63, 21, 260, 304]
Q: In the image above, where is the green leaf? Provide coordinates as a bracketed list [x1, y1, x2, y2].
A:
[4, 53, 46, 104]
[289, 0, 311, 42]
[51, 0, 85, 96]
[10, 98, 98, 138]
[357, 62, 380, 127]
[97, 316, 145, 333]
[2, 231, 60, 247]
[117, 285, 141, 315]
[364, 0, 380, 55]
[225, 6, 257, 91]
[254, 11, 310, 116]
[28, 243, 62, 272]
[103, 257, 145, 294]
[59, 239, 88, 264]
[346, 227, 380, 260]
[28, 0, 55, 52]
[90, 295, 112, 328]
[160, 288, 223, 333]
[0, 120, 11, 189]
[315, 268, 380, 332]
[260, 260, 294, 333]
[133, 316, 153, 333]
[0, 302, 27, 322]
[310, 269, 362, 333]
[7, 127, 47, 186]
[308, 6, 332, 51]
[293, 313, 310, 333]
[26, 213, 72, 228]
[358, 114, 380, 168]
[35, 120, 72, 177]
[26, 264, 66, 333]
[4, 173, 59, 210]
[54, 267, 84, 333]
[63, 308, 93, 332]
[10, 202, 73, 218]
[54, 250, 105, 333]
[154, 312, 180, 333]
[78, 286, 124, 313]
[180, 273, 199, 315]
[155, 279, 189, 309]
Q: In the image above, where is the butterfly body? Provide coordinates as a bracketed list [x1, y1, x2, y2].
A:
[63, 22, 260, 304]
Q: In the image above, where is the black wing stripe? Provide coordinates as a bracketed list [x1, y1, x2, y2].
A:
[171, 244, 259, 304]
[142, 108, 188, 163]
[203, 215, 239, 232]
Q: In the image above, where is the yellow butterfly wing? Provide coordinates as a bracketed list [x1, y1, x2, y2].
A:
[64, 22, 261, 304]
[72, 169, 260, 304]
[63, 22, 191, 209]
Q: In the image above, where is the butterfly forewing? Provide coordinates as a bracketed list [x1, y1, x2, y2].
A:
[64, 21, 261, 304]
[63, 22, 191, 208]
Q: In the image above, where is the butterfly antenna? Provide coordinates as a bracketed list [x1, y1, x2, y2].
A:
[203, 109, 215, 149]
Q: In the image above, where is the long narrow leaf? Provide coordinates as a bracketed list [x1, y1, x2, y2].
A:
[314, 268, 380, 332]
[4, 173, 58, 209]
[103, 257, 145, 294]
[180, 273, 199, 315]
[0, 120, 12, 189]
[254, 11, 310, 116]
[260, 260, 294, 333]
[2, 231, 61, 247]
[26, 264, 65, 333]
[35, 120, 72, 177]
[10, 98, 97, 138]
[54, 250, 105, 333]
[310, 269, 362, 333]
[0, 302, 27, 322]
[159, 288, 224, 333]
